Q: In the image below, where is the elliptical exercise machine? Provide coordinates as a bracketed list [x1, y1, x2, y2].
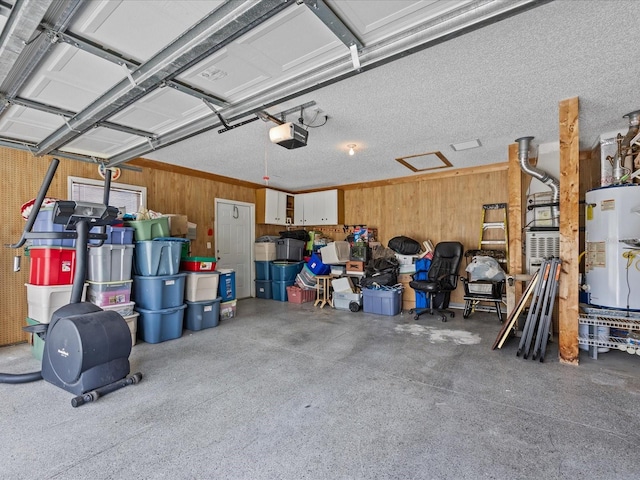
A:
[1, 158, 142, 407]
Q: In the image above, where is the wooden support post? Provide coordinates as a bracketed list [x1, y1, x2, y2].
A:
[507, 143, 523, 316]
[558, 97, 580, 365]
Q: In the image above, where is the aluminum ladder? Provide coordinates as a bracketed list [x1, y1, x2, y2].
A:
[478, 203, 508, 262]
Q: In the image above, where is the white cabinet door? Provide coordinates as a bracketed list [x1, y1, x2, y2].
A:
[303, 191, 323, 225]
[293, 190, 342, 226]
[264, 189, 287, 225]
[294, 194, 305, 225]
[315, 190, 339, 225]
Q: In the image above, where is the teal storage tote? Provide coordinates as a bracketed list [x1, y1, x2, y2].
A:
[270, 261, 304, 282]
[134, 239, 182, 276]
[217, 270, 236, 301]
[185, 297, 221, 331]
[132, 273, 186, 310]
[136, 304, 186, 343]
[255, 279, 272, 299]
[272, 280, 295, 302]
[255, 261, 272, 280]
[362, 288, 402, 316]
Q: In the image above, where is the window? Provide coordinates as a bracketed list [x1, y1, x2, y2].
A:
[68, 176, 146, 216]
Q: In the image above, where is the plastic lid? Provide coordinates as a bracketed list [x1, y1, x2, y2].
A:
[182, 256, 216, 262]
[217, 268, 234, 273]
[153, 237, 190, 242]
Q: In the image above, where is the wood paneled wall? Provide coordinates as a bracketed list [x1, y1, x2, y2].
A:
[339, 166, 509, 305]
[1, 146, 508, 346]
[0, 149, 259, 346]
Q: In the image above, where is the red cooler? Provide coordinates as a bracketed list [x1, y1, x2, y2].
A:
[29, 246, 76, 285]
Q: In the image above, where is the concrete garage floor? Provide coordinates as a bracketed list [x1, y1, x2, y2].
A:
[1, 298, 640, 480]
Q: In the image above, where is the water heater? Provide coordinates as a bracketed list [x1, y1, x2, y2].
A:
[585, 184, 640, 310]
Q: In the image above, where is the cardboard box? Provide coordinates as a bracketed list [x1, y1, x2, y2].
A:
[346, 261, 364, 272]
[164, 214, 188, 236]
[402, 299, 415, 311]
[402, 285, 415, 302]
[398, 273, 414, 284]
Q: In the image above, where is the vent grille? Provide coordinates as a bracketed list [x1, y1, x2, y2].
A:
[525, 231, 560, 273]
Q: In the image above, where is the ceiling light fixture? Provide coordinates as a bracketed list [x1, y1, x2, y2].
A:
[347, 144, 356, 156]
[450, 139, 482, 151]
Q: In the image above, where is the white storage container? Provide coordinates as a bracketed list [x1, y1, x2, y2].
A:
[124, 312, 139, 347]
[254, 242, 276, 261]
[319, 241, 350, 264]
[184, 272, 219, 302]
[333, 291, 362, 311]
[25, 283, 87, 324]
[394, 253, 417, 266]
[87, 244, 134, 282]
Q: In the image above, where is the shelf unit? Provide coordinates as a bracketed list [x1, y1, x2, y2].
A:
[578, 306, 640, 359]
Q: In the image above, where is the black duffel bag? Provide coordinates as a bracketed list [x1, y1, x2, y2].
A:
[360, 271, 397, 288]
[279, 229, 310, 242]
[388, 235, 421, 255]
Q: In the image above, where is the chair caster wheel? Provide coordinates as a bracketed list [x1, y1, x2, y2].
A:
[413, 315, 419, 321]
[441, 317, 447, 322]
[463, 313, 470, 319]
[450, 313, 455, 318]
[409, 309, 414, 314]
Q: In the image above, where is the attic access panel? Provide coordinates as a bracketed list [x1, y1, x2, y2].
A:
[395, 151, 452, 172]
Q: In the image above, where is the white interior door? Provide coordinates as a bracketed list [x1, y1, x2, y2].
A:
[215, 199, 255, 299]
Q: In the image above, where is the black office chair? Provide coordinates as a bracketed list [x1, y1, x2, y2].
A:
[409, 241, 463, 322]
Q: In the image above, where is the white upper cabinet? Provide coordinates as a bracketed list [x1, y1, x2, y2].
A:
[256, 188, 293, 225]
[294, 189, 344, 226]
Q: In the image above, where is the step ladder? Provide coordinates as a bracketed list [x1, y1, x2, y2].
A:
[479, 203, 508, 262]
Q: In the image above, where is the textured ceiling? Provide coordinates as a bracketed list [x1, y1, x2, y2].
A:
[0, 0, 638, 191]
[144, 0, 640, 190]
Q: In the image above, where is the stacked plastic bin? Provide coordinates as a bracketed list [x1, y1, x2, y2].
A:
[132, 237, 187, 343]
[254, 241, 276, 300]
[24, 208, 86, 360]
[25, 246, 82, 360]
[180, 256, 221, 331]
[217, 269, 237, 319]
[86, 225, 137, 346]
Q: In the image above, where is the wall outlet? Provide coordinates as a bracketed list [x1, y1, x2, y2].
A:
[206, 242, 212, 249]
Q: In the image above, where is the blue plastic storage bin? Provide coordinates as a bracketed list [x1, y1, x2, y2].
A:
[136, 304, 186, 343]
[306, 252, 330, 275]
[255, 280, 272, 299]
[362, 288, 402, 316]
[132, 273, 186, 310]
[134, 239, 182, 276]
[217, 270, 236, 301]
[270, 261, 304, 282]
[31, 209, 75, 247]
[272, 280, 295, 301]
[255, 261, 272, 281]
[185, 298, 221, 331]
